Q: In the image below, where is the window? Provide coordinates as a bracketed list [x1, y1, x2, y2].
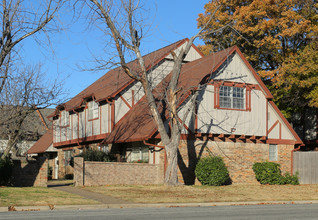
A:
[131, 144, 149, 163]
[88, 101, 99, 120]
[60, 111, 69, 126]
[269, 144, 278, 161]
[219, 86, 245, 110]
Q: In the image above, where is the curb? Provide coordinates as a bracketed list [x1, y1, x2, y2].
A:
[1, 200, 318, 212]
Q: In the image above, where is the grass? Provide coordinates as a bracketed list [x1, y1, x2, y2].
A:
[2, 184, 318, 207]
[85, 184, 318, 203]
[0, 187, 98, 207]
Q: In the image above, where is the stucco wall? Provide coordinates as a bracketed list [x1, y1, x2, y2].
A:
[177, 139, 294, 184]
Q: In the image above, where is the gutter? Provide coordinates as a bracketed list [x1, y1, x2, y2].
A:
[143, 140, 167, 178]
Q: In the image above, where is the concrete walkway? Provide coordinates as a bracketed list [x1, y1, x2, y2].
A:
[48, 184, 133, 204]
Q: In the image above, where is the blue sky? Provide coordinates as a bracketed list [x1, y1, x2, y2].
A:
[22, 0, 209, 102]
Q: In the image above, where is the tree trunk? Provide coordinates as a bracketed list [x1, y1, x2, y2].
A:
[164, 143, 179, 186]
[1, 138, 15, 159]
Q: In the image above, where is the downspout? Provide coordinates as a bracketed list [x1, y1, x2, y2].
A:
[291, 144, 303, 175]
[143, 140, 167, 178]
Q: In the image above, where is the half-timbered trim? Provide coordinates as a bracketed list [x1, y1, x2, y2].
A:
[268, 120, 280, 136]
[120, 95, 132, 109]
[132, 90, 135, 106]
[53, 133, 108, 148]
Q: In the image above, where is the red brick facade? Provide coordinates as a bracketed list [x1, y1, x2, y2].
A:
[177, 139, 294, 184]
[74, 157, 164, 186]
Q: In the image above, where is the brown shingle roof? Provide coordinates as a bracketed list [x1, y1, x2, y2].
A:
[27, 129, 53, 154]
[103, 46, 236, 143]
[54, 39, 189, 113]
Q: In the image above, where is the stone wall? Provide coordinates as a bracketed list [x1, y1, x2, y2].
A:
[12, 157, 47, 187]
[178, 139, 294, 184]
[74, 157, 164, 186]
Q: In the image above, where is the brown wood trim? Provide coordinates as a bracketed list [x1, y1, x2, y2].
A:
[268, 120, 279, 136]
[53, 133, 108, 147]
[266, 139, 296, 145]
[110, 39, 189, 99]
[111, 100, 115, 131]
[108, 104, 111, 133]
[120, 95, 132, 109]
[239, 135, 246, 140]
[266, 101, 269, 137]
[36, 109, 49, 130]
[233, 46, 273, 99]
[178, 118, 193, 134]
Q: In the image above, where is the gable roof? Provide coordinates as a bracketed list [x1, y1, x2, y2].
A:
[103, 46, 236, 143]
[52, 39, 198, 115]
[27, 129, 53, 154]
[103, 46, 302, 145]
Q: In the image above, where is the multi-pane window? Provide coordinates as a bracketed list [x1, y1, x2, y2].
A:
[131, 144, 149, 163]
[269, 144, 278, 161]
[219, 86, 245, 110]
[88, 101, 99, 120]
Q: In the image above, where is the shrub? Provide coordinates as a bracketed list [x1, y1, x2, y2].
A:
[0, 156, 14, 186]
[283, 172, 299, 185]
[76, 149, 116, 162]
[64, 174, 73, 180]
[195, 156, 231, 186]
[253, 162, 299, 185]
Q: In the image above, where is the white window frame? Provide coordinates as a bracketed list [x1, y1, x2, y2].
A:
[131, 144, 149, 162]
[88, 101, 99, 120]
[219, 86, 245, 110]
[269, 144, 278, 161]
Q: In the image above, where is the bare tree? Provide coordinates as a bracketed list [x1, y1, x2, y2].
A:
[0, 63, 65, 159]
[0, 0, 63, 94]
[0, 0, 65, 159]
[79, 0, 222, 185]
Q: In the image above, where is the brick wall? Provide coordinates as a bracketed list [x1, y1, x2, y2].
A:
[12, 157, 47, 187]
[178, 140, 294, 184]
[74, 157, 164, 186]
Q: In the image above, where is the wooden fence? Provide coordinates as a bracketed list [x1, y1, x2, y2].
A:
[293, 151, 318, 184]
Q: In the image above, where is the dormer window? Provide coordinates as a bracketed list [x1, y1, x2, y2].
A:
[60, 110, 69, 126]
[88, 101, 99, 120]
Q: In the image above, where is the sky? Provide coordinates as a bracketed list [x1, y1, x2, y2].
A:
[22, 0, 210, 103]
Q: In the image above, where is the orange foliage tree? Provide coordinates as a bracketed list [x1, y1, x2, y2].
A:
[198, 0, 318, 118]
